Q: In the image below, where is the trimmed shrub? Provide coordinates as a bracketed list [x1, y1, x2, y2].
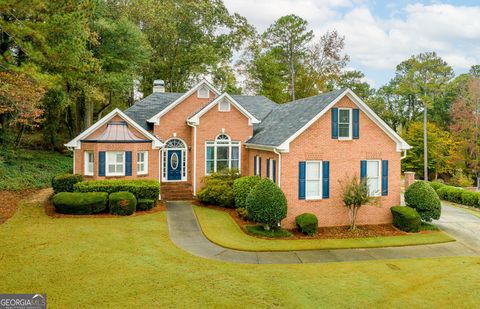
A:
[295, 213, 318, 236]
[137, 199, 156, 211]
[391, 206, 421, 233]
[438, 186, 464, 204]
[461, 191, 480, 208]
[52, 173, 83, 193]
[233, 176, 261, 209]
[404, 181, 441, 222]
[109, 191, 137, 216]
[197, 170, 240, 208]
[429, 181, 446, 192]
[53, 192, 108, 214]
[74, 179, 159, 200]
[245, 179, 287, 229]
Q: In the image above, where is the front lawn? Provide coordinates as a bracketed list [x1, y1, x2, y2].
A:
[193, 206, 455, 251]
[0, 199, 478, 308]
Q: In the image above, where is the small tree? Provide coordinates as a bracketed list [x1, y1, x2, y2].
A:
[340, 175, 376, 230]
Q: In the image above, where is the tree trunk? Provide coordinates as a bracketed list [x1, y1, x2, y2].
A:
[423, 104, 428, 181]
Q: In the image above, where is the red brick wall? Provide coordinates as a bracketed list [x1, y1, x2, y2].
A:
[279, 96, 401, 228]
[195, 103, 253, 192]
[153, 91, 216, 184]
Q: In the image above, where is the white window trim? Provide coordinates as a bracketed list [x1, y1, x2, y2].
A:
[305, 160, 323, 200]
[137, 151, 148, 175]
[84, 151, 94, 176]
[366, 160, 382, 197]
[161, 138, 188, 182]
[106, 151, 125, 177]
[268, 159, 275, 181]
[254, 156, 261, 176]
[205, 134, 241, 175]
[218, 100, 231, 112]
[197, 85, 210, 99]
[338, 108, 353, 140]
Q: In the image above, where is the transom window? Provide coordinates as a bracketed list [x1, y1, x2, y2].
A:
[366, 160, 381, 197]
[306, 161, 322, 200]
[84, 151, 94, 176]
[206, 134, 240, 174]
[106, 152, 125, 176]
[338, 108, 352, 139]
[218, 99, 231, 112]
[137, 151, 148, 175]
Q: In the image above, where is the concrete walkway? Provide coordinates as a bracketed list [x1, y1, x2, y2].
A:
[166, 201, 480, 264]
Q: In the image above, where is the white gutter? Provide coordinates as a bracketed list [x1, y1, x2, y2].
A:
[273, 149, 281, 187]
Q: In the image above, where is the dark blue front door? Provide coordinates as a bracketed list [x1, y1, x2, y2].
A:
[167, 150, 182, 180]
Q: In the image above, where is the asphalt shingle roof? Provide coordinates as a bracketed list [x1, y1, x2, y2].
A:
[230, 95, 277, 120]
[124, 92, 184, 129]
[246, 89, 347, 147]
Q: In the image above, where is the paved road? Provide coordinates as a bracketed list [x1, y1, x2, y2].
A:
[166, 201, 480, 264]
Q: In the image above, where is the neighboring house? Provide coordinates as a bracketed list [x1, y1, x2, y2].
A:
[66, 79, 411, 228]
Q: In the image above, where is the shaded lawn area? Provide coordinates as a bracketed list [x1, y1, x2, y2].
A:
[0, 203, 478, 308]
[194, 206, 454, 252]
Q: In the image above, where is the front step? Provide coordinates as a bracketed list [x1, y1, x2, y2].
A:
[161, 182, 194, 200]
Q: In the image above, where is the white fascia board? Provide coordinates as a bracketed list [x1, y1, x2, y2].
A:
[244, 143, 288, 152]
[146, 79, 221, 124]
[187, 93, 260, 126]
[278, 89, 411, 152]
[64, 108, 163, 149]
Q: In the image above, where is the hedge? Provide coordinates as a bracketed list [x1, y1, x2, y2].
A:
[109, 191, 137, 216]
[233, 176, 261, 209]
[295, 213, 318, 236]
[430, 182, 480, 208]
[53, 192, 108, 214]
[52, 173, 83, 194]
[137, 199, 156, 211]
[404, 181, 441, 222]
[197, 170, 240, 208]
[74, 179, 159, 200]
[429, 181, 446, 192]
[391, 206, 421, 233]
[245, 179, 287, 229]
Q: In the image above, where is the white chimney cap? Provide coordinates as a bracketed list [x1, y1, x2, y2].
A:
[153, 79, 165, 93]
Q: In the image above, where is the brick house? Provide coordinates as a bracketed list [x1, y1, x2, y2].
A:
[66, 79, 411, 228]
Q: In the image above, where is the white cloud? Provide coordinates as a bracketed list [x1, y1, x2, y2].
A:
[225, 1, 480, 81]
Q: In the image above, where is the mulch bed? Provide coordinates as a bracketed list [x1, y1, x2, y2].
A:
[0, 190, 27, 224]
[192, 201, 434, 240]
[45, 198, 166, 218]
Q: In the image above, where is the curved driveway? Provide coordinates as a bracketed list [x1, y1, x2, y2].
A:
[166, 201, 480, 264]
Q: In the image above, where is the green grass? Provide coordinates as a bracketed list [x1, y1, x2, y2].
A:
[246, 225, 293, 238]
[0, 149, 72, 190]
[0, 201, 479, 308]
[193, 206, 455, 252]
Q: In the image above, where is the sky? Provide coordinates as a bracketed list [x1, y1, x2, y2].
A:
[223, 0, 480, 88]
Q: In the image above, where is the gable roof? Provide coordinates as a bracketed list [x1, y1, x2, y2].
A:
[187, 93, 261, 126]
[65, 108, 163, 149]
[146, 79, 220, 125]
[124, 92, 183, 130]
[246, 88, 411, 152]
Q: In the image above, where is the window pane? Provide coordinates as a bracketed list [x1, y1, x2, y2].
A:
[108, 165, 115, 173]
[217, 160, 228, 172]
[206, 161, 214, 174]
[306, 180, 320, 197]
[367, 161, 379, 177]
[231, 146, 239, 160]
[206, 146, 214, 160]
[339, 124, 350, 137]
[306, 162, 320, 180]
[116, 153, 123, 162]
[216, 146, 229, 160]
[107, 152, 115, 162]
[231, 159, 239, 169]
[367, 178, 379, 196]
[339, 109, 350, 123]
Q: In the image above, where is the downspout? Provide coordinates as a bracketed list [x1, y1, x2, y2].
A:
[158, 146, 162, 200]
[401, 149, 407, 160]
[188, 122, 197, 195]
[273, 148, 281, 187]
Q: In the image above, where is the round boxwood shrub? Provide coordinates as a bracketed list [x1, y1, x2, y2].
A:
[245, 179, 287, 229]
[295, 213, 318, 236]
[109, 191, 137, 216]
[233, 176, 261, 209]
[197, 170, 239, 208]
[404, 181, 441, 222]
[52, 173, 83, 194]
[391, 206, 421, 232]
[53, 192, 108, 214]
[137, 198, 156, 211]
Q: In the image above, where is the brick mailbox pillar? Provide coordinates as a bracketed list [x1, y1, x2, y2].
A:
[404, 172, 415, 189]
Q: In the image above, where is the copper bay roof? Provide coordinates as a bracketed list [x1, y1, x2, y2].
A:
[81, 121, 151, 143]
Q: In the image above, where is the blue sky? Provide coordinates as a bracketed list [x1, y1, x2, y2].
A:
[224, 0, 480, 88]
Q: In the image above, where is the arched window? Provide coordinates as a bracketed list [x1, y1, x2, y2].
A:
[165, 138, 186, 149]
[205, 134, 240, 174]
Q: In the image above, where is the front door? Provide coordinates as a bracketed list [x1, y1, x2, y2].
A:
[167, 150, 182, 181]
